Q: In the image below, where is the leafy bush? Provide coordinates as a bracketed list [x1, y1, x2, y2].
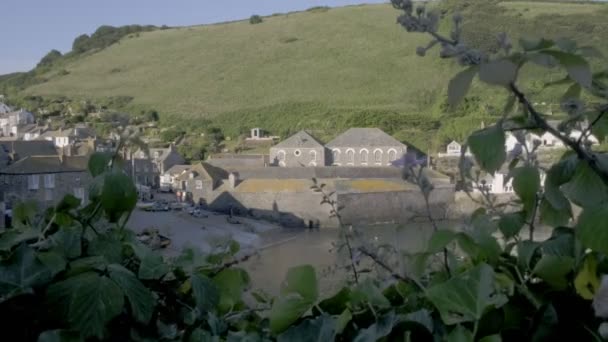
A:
[249, 15, 263, 25]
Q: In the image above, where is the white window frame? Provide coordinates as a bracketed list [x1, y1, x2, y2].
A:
[332, 149, 341, 166]
[346, 148, 355, 165]
[373, 149, 383, 164]
[360, 149, 369, 164]
[195, 180, 203, 190]
[28, 175, 39, 190]
[277, 150, 286, 161]
[388, 148, 398, 162]
[44, 174, 55, 189]
[309, 150, 317, 161]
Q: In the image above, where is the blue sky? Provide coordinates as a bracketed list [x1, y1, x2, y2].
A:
[0, 0, 386, 75]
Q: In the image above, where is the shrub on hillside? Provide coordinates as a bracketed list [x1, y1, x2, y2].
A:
[249, 15, 263, 24]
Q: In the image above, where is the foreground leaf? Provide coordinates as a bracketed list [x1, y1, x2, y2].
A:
[577, 205, 608, 255]
[47, 272, 124, 339]
[278, 315, 336, 342]
[479, 59, 518, 86]
[575, 254, 600, 300]
[37, 329, 82, 342]
[532, 255, 574, 290]
[0, 244, 52, 302]
[448, 67, 478, 107]
[213, 268, 251, 313]
[446, 325, 474, 342]
[426, 263, 507, 325]
[108, 264, 155, 324]
[270, 265, 319, 334]
[353, 311, 400, 342]
[511, 166, 540, 215]
[468, 125, 506, 174]
[192, 273, 219, 312]
[539, 50, 592, 88]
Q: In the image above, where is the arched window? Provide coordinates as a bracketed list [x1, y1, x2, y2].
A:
[278, 150, 286, 161]
[347, 149, 355, 163]
[360, 150, 368, 163]
[374, 150, 382, 163]
[388, 149, 397, 162]
[310, 150, 317, 161]
[332, 149, 340, 164]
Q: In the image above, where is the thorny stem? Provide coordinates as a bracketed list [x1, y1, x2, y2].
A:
[314, 182, 360, 284]
[528, 193, 540, 241]
[510, 83, 608, 183]
[358, 247, 425, 290]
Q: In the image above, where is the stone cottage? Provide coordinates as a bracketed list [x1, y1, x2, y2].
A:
[269, 131, 325, 167]
[326, 128, 407, 167]
[128, 144, 185, 187]
[0, 155, 91, 208]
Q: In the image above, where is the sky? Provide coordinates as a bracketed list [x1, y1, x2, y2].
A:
[0, 0, 387, 75]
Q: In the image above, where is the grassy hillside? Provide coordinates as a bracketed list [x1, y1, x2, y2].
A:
[8, 1, 608, 151]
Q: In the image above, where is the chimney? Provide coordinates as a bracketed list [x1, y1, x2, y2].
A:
[228, 172, 239, 189]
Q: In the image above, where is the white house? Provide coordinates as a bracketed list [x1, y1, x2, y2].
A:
[473, 169, 547, 195]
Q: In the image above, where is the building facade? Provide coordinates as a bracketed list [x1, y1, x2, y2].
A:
[269, 131, 325, 167]
[326, 128, 407, 167]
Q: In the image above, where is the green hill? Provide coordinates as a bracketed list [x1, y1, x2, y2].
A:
[4, 1, 608, 151]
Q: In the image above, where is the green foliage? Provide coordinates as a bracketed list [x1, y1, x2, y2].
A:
[249, 15, 264, 25]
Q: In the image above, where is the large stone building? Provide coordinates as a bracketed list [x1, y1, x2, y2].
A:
[0, 155, 91, 208]
[326, 128, 407, 167]
[269, 131, 325, 167]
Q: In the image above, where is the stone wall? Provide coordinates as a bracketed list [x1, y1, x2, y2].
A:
[337, 184, 455, 225]
[269, 146, 325, 167]
[329, 146, 406, 167]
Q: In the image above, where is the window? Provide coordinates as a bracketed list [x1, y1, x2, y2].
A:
[195, 180, 203, 190]
[44, 174, 55, 189]
[45, 190, 54, 202]
[388, 149, 397, 162]
[153, 164, 159, 172]
[332, 149, 340, 163]
[135, 163, 141, 172]
[74, 187, 85, 201]
[310, 150, 317, 161]
[374, 150, 382, 163]
[143, 164, 149, 172]
[294, 149, 301, 157]
[347, 150, 355, 163]
[278, 151, 286, 161]
[360, 150, 368, 163]
[28, 175, 39, 190]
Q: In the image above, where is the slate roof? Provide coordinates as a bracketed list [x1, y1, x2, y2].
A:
[0, 102, 11, 114]
[271, 131, 324, 149]
[165, 164, 191, 176]
[0, 155, 88, 175]
[182, 162, 228, 181]
[326, 128, 406, 148]
[0, 140, 58, 159]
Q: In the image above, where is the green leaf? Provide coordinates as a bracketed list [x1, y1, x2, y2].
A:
[317, 287, 351, 315]
[511, 166, 540, 214]
[541, 228, 574, 258]
[577, 205, 608, 255]
[539, 50, 592, 88]
[47, 272, 124, 339]
[448, 66, 478, 107]
[131, 243, 170, 280]
[0, 228, 40, 252]
[574, 254, 600, 300]
[426, 263, 507, 325]
[562, 162, 608, 207]
[38, 250, 67, 276]
[67, 256, 107, 276]
[446, 325, 474, 342]
[88, 152, 112, 177]
[108, 264, 155, 324]
[270, 292, 315, 335]
[278, 315, 337, 342]
[561, 83, 582, 102]
[157, 320, 178, 340]
[498, 211, 525, 239]
[269, 265, 318, 334]
[101, 170, 137, 223]
[517, 241, 540, 271]
[427, 230, 458, 253]
[350, 278, 391, 309]
[519, 38, 554, 51]
[353, 311, 399, 342]
[56, 194, 82, 212]
[403, 309, 433, 333]
[53, 227, 82, 259]
[0, 244, 52, 302]
[479, 59, 518, 86]
[532, 255, 574, 290]
[280, 264, 318, 301]
[88, 233, 123, 264]
[191, 273, 219, 312]
[479, 334, 502, 342]
[468, 125, 506, 174]
[213, 268, 251, 313]
[336, 309, 352, 334]
[37, 329, 82, 342]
